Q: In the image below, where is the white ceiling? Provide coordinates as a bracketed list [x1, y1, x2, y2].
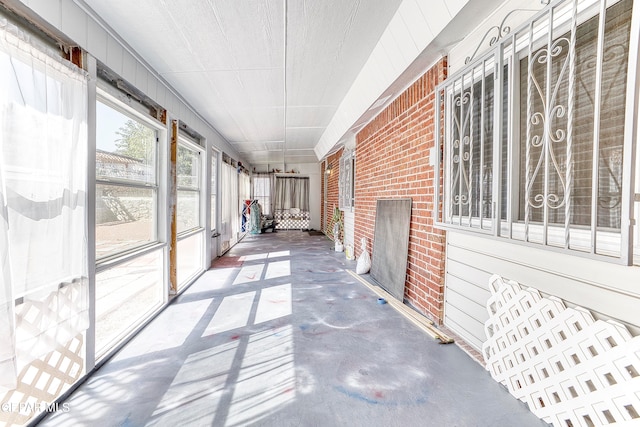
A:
[80, 0, 405, 166]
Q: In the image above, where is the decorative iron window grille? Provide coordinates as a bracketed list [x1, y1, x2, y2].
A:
[339, 150, 355, 210]
[435, 0, 639, 264]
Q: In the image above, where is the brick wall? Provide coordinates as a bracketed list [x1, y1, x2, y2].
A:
[322, 148, 343, 240]
[354, 59, 447, 323]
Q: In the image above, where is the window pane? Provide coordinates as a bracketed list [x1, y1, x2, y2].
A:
[96, 184, 156, 259]
[211, 153, 217, 229]
[253, 175, 271, 215]
[95, 248, 163, 356]
[518, 0, 631, 229]
[177, 190, 200, 233]
[177, 231, 204, 289]
[96, 101, 156, 184]
[177, 143, 201, 234]
[450, 71, 494, 221]
[178, 144, 200, 189]
[211, 195, 217, 231]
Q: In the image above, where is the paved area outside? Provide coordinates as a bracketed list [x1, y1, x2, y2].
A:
[40, 231, 548, 427]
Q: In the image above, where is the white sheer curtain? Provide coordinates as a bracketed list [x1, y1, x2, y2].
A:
[273, 176, 310, 211]
[220, 162, 239, 249]
[0, 21, 88, 389]
[239, 172, 250, 233]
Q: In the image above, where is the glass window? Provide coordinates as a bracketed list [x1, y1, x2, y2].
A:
[96, 100, 158, 259]
[95, 248, 163, 356]
[442, 60, 497, 229]
[339, 151, 355, 210]
[211, 151, 218, 232]
[517, 0, 630, 230]
[253, 173, 272, 215]
[438, 0, 635, 260]
[177, 142, 202, 234]
[177, 232, 204, 286]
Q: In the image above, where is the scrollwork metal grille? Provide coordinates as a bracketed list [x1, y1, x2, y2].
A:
[520, 0, 631, 252]
[436, 0, 635, 263]
[445, 59, 496, 229]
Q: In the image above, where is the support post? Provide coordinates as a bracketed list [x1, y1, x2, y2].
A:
[169, 120, 178, 294]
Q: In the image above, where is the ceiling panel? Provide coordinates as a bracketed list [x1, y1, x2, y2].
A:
[235, 141, 284, 152]
[286, 0, 404, 107]
[82, 0, 404, 165]
[191, 69, 284, 109]
[285, 128, 325, 149]
[286, 105, 336, 128]
[225, 107, 284, 142]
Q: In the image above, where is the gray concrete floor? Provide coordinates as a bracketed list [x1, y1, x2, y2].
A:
[40, 231, 548, 427]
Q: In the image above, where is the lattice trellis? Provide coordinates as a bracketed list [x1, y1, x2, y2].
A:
[483, 275, 640, 427]
[274, 210, 310, 230]
[1, 283, 86, 427]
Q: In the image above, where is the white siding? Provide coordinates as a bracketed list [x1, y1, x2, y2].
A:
[343, 210, 355, 250]
[444, 231, 640, 352]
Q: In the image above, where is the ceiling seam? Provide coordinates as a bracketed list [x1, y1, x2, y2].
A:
[283, 0, 288, 168]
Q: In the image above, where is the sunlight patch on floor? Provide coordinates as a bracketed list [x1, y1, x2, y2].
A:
[265, 261, 290, 280]
[240, 253, 268, 261]
[255, 284, 292, 325]
[149, 341, 239, 425]
[203, 292, 255, 336]
[267, 251, 290, 258]
[232, 264, 265, 285]
[226, 325, 295, 426]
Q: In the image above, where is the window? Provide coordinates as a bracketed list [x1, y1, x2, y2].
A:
[96, 99, 159, 259]
[95, 95, 164, 355]
[211, 151, 218, 233]
[437, 0, 636, 262]
[443, 62, 499, 229]
[177, 137, 204, 288]
[177, 140, 202, 234]
[253, 173, 272, 215]
[220, 161, 239, 251]
[339, 150, 355, 210]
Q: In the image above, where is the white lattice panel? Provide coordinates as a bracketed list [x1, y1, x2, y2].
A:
[274, 211, 310, 230]
[483, 275, 640, 427]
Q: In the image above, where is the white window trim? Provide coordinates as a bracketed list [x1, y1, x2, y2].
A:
[95, 90, 165, 264]
[210, 149, 219, 235]
[177, 136, 205, 239]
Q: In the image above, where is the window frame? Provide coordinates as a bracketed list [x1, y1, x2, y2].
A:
[339, 150, 356, 211]
[435, 0, 639, 265]
[177, 135, 204, 238]
[210, 149, 218, 235]
[252, 173, 272, 216]
[95, 91, 164, 264]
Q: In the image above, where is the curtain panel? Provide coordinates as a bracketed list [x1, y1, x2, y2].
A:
[0, 20, 89, 389]
[220, 162, 239, 249]
[273, 176, 310, 211]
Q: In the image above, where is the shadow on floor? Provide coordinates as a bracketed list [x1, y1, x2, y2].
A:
[40, 231, 548, 427]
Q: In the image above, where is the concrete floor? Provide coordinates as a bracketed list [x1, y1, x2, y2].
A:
[40, 231, 548, 427]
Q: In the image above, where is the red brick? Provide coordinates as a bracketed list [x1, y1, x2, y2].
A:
[350, 59, 448, 323]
